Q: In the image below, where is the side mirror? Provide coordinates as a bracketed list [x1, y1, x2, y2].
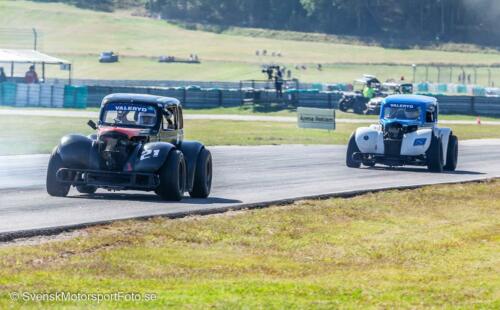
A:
[87, 120, 97, 130]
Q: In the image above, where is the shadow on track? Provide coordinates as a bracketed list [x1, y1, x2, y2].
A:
[69, 192, 241, 205]
[365, 166, 485, 175]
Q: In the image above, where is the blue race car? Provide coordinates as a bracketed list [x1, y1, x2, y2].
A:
[346, 95, 458, 172]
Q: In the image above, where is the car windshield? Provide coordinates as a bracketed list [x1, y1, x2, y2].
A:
[101, 103, 158, 128]
[383, 104, 421, 121]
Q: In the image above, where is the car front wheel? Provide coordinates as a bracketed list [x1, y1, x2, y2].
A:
[156, 150, 186, 201]
[346, 133, 361, 168]
[189, 148, 213, 198]
[426, 135, 444, 173]
[444, 135, 458, 171]
[46, 150, 70, 197]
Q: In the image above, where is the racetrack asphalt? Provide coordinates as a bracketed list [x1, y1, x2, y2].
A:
[1, 109, 500, 125]
[1, 140, 500, 240]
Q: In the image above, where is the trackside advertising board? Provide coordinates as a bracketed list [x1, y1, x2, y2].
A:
[297, 107, 336, 130]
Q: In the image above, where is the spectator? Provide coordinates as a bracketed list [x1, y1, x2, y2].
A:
[317, 64, 323, 71]
[287, 69, 292, 79]
[256, 50, 260, 56]
[467, 74, 471, 84]
[25, 65, 39, 84]
[266, 67, 273, 80]
[275, 73, 283, 98]
[0, 67, 6, 83]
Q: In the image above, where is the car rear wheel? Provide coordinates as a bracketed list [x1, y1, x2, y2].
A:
[46, 150, 70, 197]
[156, 150, 186, 201]
[346, 133, 361, 168]
[189, 148, 213, 198]
[444, 135, 458, 171]
[426, 135, 444, 173]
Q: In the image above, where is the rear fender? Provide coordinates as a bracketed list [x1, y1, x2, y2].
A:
[132, 142, 175, 173]
[177, 140, 205, 191]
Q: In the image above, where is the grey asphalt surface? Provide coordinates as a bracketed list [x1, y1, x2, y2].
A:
[1, 140, 500, 239]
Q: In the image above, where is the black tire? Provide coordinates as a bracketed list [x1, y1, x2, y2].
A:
[156, 150, 186, 201]
[426, 135, 444, 173]
[338, 98, 349, 112]
[189, 148, 213, 198]
[76, 185, 97, 195]
[444, 135, 458, 171]
[353, 99, 366, 114]
[346, 133, 361, 168]
[362, 161, 375, 167]
[46, 150, 70, 197]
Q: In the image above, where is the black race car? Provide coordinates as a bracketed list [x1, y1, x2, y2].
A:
[46, 93, 212, 201]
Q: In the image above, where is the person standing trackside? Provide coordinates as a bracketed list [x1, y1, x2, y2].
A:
[25, 65, 39, 84]
[275, 68, 283, 98]
[0, 67, 6, 83]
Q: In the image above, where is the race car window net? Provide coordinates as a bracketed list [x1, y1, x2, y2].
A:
[101, 103, 158, 128]
[383, 106, 421, 121]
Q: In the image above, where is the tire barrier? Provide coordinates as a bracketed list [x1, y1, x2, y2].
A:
[4, 82, 500, 116]
[1, 83, 66, 108]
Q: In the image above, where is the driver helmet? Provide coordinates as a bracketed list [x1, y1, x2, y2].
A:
[137, 112, 156, 126]
[404, 108, 419, 119]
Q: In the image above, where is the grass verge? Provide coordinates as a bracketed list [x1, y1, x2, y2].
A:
[1, 115, 500, 155]
[1, 180, 499, 308]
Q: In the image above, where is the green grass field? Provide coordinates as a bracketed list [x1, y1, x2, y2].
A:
[1, 181, 498, 308]
[1, 115, 499, 155]
[2, 1, 500, 84]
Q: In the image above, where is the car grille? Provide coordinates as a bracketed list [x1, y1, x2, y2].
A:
[384, 139, 402, 156]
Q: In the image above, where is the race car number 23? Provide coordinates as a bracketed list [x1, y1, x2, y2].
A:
[140, 149, 160, 160]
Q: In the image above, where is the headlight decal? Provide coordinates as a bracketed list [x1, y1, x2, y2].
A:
[413, 138, 427, 146]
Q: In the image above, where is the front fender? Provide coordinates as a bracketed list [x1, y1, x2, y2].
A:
[178, 140, 205, 191]
[57, 134, 98, 169]
[401, 129, 432, 156]
[132, 142, 176, 173]
[355, 125, 384, 154]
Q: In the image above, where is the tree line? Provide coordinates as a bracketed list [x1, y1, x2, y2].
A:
[150, 0, 500, 46]
[35, 0, 500, 46]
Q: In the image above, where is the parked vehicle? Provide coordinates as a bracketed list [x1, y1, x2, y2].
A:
[365, 82, 414, 115]
[338, 75, 381, 114]
[99, 51, 119, 63]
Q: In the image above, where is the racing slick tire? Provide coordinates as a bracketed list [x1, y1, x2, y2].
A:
[189, 148, 213, 199]
[444, 134, 458, 171]
[46, 151, 70, 197]
[346, 134, 361, 168]
[362, 160, 375, 167]
[426, 135, 444, 173]
[156, 150, 186, 201]
[76, 185, 97, 195]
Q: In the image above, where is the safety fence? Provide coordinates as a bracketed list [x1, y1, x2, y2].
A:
[3, 82, 500, 116]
